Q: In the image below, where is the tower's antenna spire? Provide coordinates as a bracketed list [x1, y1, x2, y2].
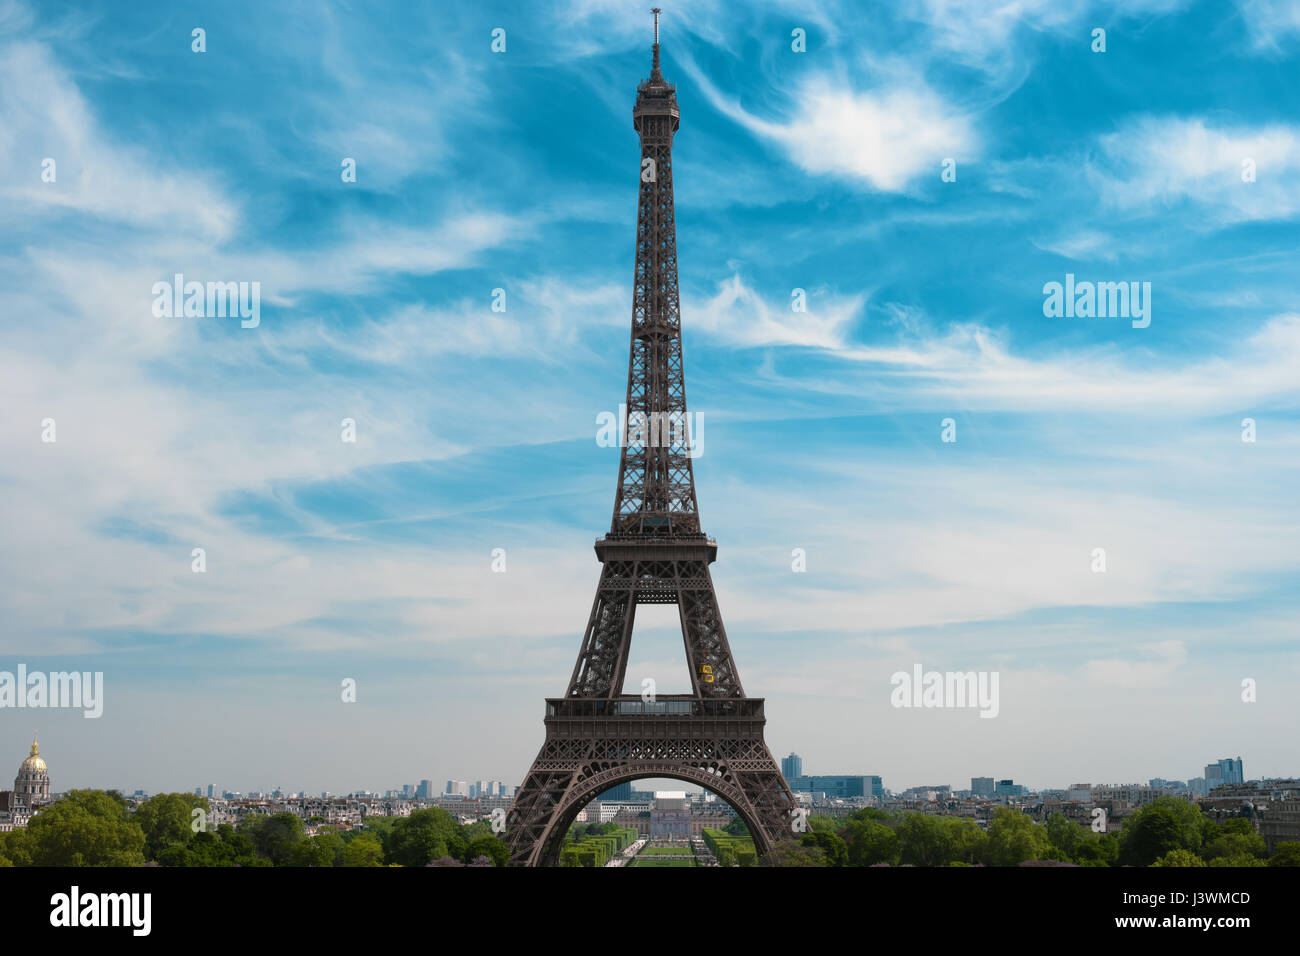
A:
[651, 8, 661, 74]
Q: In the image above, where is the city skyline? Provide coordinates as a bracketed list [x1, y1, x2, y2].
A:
[16, 730, 1282, 802]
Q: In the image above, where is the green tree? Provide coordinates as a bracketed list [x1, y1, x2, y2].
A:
[461, 819, 493, 842]
[1151, 848, 1206, 867]
[848, 807, 892, 824]
[1045, 812, 1093, 859]
[214, 825, 262, 866]
[20, 790, 146, 866]
[290, 830, 344, 867]
[896, 813, 986, 867]
[464, 835, 508, 867]
[1220, 817, 1257, 837]
[1075, 831, 1120, 867]
[1119, 797, 1204, 867]
[843, 819, 898, 867]
[800, 829, 848, 866]
[152, 824, 263, 867]
[724, 816, 750, 836]
[1268, 842, 1300, 866]
[984, 807, 1055, 866]
[241, 812, 305, 865]
[758, 839, 827, 866]
[1203, 831, 1265, 863]
[133, 793, 207, 861]
[0, 830, 32, 867]
[352, 817, 397, 859]
[389, 808, 463, 867]
[1268, 842, 1300, 868]
[341, 833, 385, 867]
[1207, 853, 1266, 867]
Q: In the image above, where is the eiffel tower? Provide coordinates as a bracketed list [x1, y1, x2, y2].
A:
[505, 9, 800, 867]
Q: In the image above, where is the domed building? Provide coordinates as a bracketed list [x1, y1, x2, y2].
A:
[15, 735, 50, 806]
[0, 735, 48, 831]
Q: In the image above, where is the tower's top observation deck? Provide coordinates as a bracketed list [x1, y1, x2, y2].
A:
[634, 8, 679, 130]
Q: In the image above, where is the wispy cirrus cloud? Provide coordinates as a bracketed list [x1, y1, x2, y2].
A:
[685, 66, 978, 191]
[689, 272, 866, 349]
[0, 39, 237, 241]
[1236, 0, 1300, 51]
[1089, 116, 1300, 223]
[815, 312, 1300, 414]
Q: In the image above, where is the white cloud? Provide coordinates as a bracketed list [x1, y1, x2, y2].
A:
[907, 0, 1188, 73]
[908, 0, 1080, 68]
[1031, 230, 1121, 261]
[810, 313, 1300, 415]
[307, 277, 626, 363]
[686, 67, 978, 191]
[688, 273, 865, 349]
[1090, 116, 1300, 223]
[1237, 0, 1300, 51]
[0, 40, 237, 242]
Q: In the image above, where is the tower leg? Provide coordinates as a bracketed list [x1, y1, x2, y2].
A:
[505, 715, 800, 866]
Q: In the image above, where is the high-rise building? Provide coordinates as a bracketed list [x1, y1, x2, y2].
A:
[789, 775, 882, 799]
[598, 781, 633, 801]
[1204, 757, 1244, 788]
[781, 753, 803, 780]
[207, 784, 215, 798]
[972, 776, 995, 796]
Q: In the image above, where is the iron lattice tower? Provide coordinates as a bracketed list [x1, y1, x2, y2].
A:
[505, 10, 800, 866]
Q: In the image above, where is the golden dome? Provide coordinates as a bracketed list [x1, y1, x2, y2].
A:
[20, 735, 46, 773]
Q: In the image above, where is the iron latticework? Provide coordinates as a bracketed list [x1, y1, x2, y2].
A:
[505, 11, 799, 867]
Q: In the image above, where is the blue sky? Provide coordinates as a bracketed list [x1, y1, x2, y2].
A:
[1, 0, 1298, 796]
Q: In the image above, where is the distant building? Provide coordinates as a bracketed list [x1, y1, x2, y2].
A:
[1204, 757, 1244, 790]
[598, 781, 633, 801]
[1200, 778, 1300, 852]
[781, 754, 803, 780]
[1, 735, 51, 831]
[1261, 799, 1300, 853]
[900, 785, 952, 802]
[972, 777, 995, 796]
[790, 775, 882, 800]
[651, 792, 690, 838]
